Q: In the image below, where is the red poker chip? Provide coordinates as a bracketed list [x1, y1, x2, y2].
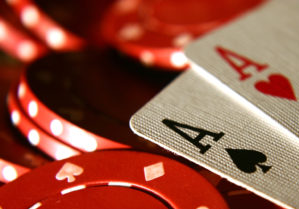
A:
[7, 85, 83, 160]
[101, 0, 266, 70]
[0, 16, 47, 62]
[0, 150, 229, 209]
[17, 50, 176, 153]
[17, 75, 130, 152]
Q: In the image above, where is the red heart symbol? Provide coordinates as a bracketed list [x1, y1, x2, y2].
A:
[255, 74, 296, 101]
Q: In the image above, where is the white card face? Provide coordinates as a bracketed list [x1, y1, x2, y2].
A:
[185, 0, 299, 143]
[130, 69, 299, 209]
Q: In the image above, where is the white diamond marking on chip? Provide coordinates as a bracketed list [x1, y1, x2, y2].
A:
[144, 162, 165, 181]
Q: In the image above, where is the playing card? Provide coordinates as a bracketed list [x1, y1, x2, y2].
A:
[130, 69, 299, 209]
[185, 0, 299, 142]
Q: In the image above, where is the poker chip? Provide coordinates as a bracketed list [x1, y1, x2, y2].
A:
[0, 16, 47, 62]
[5, 0, 84, 50]
[17, 74, 130, 152]
[0, 150, 229, 209]
[0, 159, 29, 183]
[101, 0, 266, 70]
[7, 86, 83, 160]
[17, 49, 175, 152]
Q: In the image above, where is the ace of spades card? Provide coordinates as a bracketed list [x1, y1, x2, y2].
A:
[130, 0, 299, 208]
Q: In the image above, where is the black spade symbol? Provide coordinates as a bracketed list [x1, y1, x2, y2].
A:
[226, 149, 272, 174]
